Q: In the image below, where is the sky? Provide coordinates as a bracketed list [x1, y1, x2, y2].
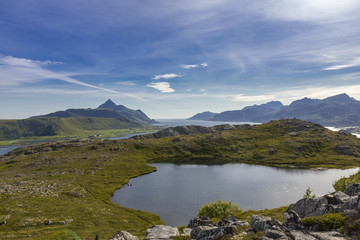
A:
[1, 0, 360, 119]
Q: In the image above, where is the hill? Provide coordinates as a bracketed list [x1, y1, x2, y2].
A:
[189, 93, 360, 126]
[1, 119, 360, 239]
[188, 111, 217, 120]
[0, 100, 154, 141]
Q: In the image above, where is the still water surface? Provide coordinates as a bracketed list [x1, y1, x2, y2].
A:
[112, 163, 359, 226]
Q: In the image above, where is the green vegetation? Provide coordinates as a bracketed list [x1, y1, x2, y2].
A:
[301, 213, 346, 231]
[333, 170, 360, 192]
[0, 117, 152, 141]
[235, 206, 288, 223]
[197, 200, 241, 219]
[303, 187, 316, 199]
[1, 119, 360, 239]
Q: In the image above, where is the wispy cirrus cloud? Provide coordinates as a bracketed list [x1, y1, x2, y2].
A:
[146, 82, 175, 93]
[153, 73, 181, 80]
[180, 62, 208, 69]
[0, 55, 119, 93]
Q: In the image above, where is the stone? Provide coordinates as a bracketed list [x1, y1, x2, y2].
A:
[287, 192, 347, 218]
[284, 210, 301, 227]
[45, 220, 53, 225]
[251, 215, 272, 232]
[341, 195, 360, 211]
[187, 217, 214, 228]
[145, 225, 179, 240]
[190, 226, 216, 239]
[196, 226, 239, 240]
[59, 221, 66, 225]
[308, 231, 347, 240]
[264, 229, 287, 239]
[289, 230, 317, 240]
[180, 228, 192, 236]
[344, 183, 360, 196]
[109, 231, 139, 240]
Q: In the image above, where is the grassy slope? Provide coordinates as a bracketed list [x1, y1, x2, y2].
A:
[0, 117, 143, 141]
[0, 119, 360, 239]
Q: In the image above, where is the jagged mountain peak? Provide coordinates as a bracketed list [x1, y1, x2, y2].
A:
[98, 99, 117, 109]
[324, 93, 354, 103]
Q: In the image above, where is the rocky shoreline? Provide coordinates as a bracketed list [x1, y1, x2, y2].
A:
[108, 183, 360, 240]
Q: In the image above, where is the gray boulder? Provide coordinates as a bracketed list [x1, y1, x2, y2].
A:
[187, 217, 213, 228]
[251, 215, 272, 232]
[180, 228, 192, 236]
[283, 210, 301, 229]
[190, 226, 216, 239]
[109, 231, 139, 240]
[145, 225, 179, 240]
[341, 195, 360, 211]
[196, 226, 239, 240]
[287, 192, 348, 218]
[344, 183, 360, 196]
[264, 229, 287, 239]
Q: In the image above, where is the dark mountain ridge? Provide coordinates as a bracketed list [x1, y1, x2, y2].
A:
[189, 93, 360, 127]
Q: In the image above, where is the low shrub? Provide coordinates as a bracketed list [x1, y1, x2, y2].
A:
[197, 200, 241, 219]
[301, 213, 346, 231]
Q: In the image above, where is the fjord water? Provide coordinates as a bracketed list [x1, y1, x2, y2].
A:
[112, 163, 359, 226]
[0, 146, 18, 156]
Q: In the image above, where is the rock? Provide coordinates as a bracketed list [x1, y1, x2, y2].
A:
[287, 192, 347, 218]
[0, 220, 6, 225]
[251, 215, 272, 232]
[109, 231, 139, 240]
[145, 225, 179, 240]
[264, 229, 287, 239]
[344, 183, 360, 196]
[341, 195, 360, 211]
[59, 221, 66, 225]
[283, 210, 301, 228]
[187, 217, 213, 228]
[196, 226, 239, 240]
[45, 220, 53, 225]
[190, 226, 216, 239]
[180, 228, 192, 236]
[289, 230, 317, 240]
[308, 231, 347, 240]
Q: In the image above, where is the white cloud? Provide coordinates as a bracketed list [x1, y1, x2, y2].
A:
[146, 82, 175, 93]
[200, 62, 208, 67]
[199, 89, 206, 92]
[233, 94, 275, 102]
[180, 64, 199, 69]
[323, 64, 355, 70]
[153, 73, 182, 80]
[0, 55, 118, 93]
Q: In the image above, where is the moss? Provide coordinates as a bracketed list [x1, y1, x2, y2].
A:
[301, 213, 346, 231]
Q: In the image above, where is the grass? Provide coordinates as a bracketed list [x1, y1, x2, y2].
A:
[1, 119, 360, 239]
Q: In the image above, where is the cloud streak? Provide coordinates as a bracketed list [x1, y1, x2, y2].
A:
[153, 73, 182, 80]
[0, 55, 119, 93]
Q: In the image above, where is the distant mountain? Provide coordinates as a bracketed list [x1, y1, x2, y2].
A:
[188, 111, 217, 120]
[210, 101, 284, 123]
[0, 100, 154, 140]
[34, 99, 154, 125]
[190, 94, 360, 127]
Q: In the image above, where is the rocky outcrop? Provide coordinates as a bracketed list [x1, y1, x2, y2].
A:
[344, 183, 360, 196]
[144, 225, 179, 240]
[132, 124, 249, 139]
[287, 191, 350, 218]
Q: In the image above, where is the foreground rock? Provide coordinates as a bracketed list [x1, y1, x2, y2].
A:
[109, 231, 139, 240]
[144, 225, 179, 240]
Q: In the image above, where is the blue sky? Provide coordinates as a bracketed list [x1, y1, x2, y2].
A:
[1, 0, 360, 119]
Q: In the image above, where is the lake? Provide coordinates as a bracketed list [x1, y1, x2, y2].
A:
[112, 163, 359, 226]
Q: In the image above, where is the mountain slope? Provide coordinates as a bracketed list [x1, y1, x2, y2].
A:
[191, 94, 360, 126]
[0, 117, 142, 140]
[187, 111, 217, 120]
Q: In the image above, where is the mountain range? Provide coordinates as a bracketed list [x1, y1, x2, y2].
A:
[189, 93, 360, 127]
[0, 100, 154, 140]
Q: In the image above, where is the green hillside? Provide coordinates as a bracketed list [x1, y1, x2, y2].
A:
[0, 119, 360, 239]
[0, 117, 142, 140]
